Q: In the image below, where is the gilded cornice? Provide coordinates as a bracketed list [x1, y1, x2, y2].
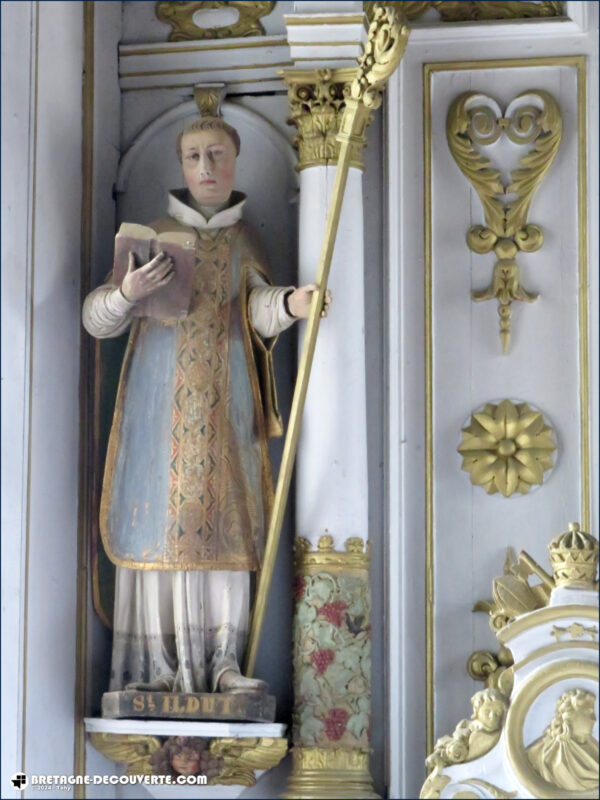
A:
[364, 1, 562, 23]
[283, 68, 369, 171]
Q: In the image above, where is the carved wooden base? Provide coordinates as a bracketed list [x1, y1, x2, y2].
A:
[102, 690, 276, 722]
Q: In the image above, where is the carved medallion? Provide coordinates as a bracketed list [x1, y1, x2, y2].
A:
[458, 399, 557, 497]
[155, 1, 276, 41]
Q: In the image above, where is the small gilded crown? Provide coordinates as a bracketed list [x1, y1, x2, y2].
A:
[548, 522, 599, 588]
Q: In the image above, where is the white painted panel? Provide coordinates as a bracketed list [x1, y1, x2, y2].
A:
[1, 1, 34, 793]
[21, 0, 84, 791]
[430, 62, 583, 742]
[387, 8, 598, 797]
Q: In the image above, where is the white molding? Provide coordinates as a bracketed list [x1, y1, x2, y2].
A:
[0, 1, 36, 793]
[384, 68, 404, 800]
[84, 717, 286, 738]
[119, 35, 291, 92]
[564, 0, 589, 31]
[408, 16, 586, 43]
[116, 100, 297, 193]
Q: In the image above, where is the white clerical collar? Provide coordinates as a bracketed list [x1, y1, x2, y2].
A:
[167, 189, 246, 230]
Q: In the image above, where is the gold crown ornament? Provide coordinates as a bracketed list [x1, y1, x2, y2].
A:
[548, 522, 599, 588]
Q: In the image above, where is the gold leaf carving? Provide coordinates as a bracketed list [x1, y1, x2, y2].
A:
[421, 690, 509, 798]
[209, 738, 287, 786]
[431, 1, 561, 21]
[283, 68, 365, 171]
[446, 90, 562, 352]
[458, 400, 557, 497]
[466, 648, 514, 692]
[155, 1, 275, 42]
[350, 3, 410, 110]
[89, 733, 162, 775]
[366, 1, 563, 23]
[473, 546, 553, 633]
[550, 623, 598, 642]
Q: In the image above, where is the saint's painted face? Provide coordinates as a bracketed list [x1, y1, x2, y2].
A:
[181, 128, 237, 208]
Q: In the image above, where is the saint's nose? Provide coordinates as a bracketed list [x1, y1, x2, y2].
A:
[198, 150, 213, 175]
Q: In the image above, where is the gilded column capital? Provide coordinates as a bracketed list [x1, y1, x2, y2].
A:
[283, 68, 369, 171]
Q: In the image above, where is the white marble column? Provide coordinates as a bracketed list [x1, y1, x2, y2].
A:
[282, 16, 377, 790]
[296, 165, 368, 548]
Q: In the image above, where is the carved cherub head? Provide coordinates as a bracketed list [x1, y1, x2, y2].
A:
[177, 117, 241, 208]
[471, 688, 508, 732]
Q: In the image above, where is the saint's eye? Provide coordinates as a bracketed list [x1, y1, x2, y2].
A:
[185, 153, 200, 161]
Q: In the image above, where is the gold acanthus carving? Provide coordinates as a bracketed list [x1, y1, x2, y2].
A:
[155, 1, 275, 41]
[89, 733, 287, 785]
[295, 535, 370, 571]
[284, 4, 409, 171]
[209, 737, 288, 786]
[446, 90, 562, 353]
[89, 733, 163, 775]
[420, 689, 509, 799]
[458, 400, 557, 497]
[193, 84, 225, 117]
[365, 1, 562, 23]
[283, 69, 366, 171]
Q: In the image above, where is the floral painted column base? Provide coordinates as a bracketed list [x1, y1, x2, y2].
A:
[283, 536, 378, 799]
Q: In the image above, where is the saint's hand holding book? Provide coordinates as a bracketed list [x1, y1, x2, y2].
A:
[113, 222, 197, 320]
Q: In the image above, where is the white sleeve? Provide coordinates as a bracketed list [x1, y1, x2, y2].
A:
[247, 268, 297, 339]
[82, 284, 137, 339]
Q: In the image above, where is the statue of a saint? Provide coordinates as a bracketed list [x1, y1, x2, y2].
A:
[83, 115, 330, 695]
[526, 689, 599, 791]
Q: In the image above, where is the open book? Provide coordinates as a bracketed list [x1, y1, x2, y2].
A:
[112, 223, 197, 319]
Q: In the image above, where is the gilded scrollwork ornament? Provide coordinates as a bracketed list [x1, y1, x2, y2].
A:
[447, 90, 562, 352]
[458, 399, 557, 497]
[466, 647, 514, 694]
[365, 1, 563, 23]
[155, 1, 275, 41]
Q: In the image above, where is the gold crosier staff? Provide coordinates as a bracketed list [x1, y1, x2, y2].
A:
[244, 3, 409, 676]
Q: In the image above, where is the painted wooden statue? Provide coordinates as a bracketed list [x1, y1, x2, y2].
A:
[83, 115, 330, 695]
